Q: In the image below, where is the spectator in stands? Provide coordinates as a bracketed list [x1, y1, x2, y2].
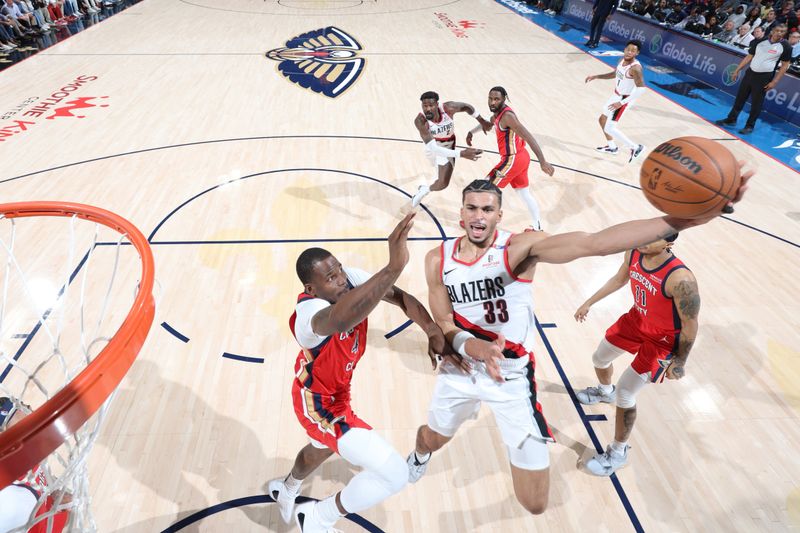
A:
[752, 25, 766, 38]
[728, 4, 748, 26]
[665, 1, 687, 24]
[653, 0, 671, 21]
[775, 1, 798, 31]
[716, 23, 791, 134]
[632, 0, 657, 17]
[715, 18, 738, 40]
[759, 9, 778, 32]
[675, 5, 706, 30]
[700, 13, 723, 36]
[743, 6, 763, 29]
[730, 22, 756, 46]
[0, 19, 18, 49]
[789, 30, 800, 56]
[2, 0, 38, 32]
[760, 0, 774, 18]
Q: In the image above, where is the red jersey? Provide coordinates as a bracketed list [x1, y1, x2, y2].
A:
[626, 249, 688, 332]
[289, 293, 368, 406]
[16, 467, 68, 533]
[494, 106, 527, 158]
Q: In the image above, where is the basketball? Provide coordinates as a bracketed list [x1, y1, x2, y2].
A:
[639, 137, 741, 218]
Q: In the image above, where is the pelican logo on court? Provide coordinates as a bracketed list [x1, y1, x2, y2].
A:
[722, 64, 739, 86]
[46, 96, 110, 120]
[266, 27, 365, 99]
[650, 34, 662, 54]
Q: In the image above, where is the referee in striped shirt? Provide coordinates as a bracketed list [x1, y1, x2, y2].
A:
[716, 24, 791, 134]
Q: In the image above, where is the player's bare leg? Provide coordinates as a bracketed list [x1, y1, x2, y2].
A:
[412, 162, 453, 208]
[510, 465, 550, 515]
[595, 115, 618, 154]
[268, 444, 333, 523]
[407, 424, 453, 482]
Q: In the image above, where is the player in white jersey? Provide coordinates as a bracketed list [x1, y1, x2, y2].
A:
[410, 91, 490, 208]
[406, 174, 752, 515]
[585, 40, 647, 163]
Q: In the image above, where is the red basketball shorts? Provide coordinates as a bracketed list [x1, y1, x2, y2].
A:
[605, 311, 678, 382]
[292, 383, 371, 453]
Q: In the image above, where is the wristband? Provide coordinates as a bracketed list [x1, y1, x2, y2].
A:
[471, 108, 481, 119]
[452, 331, 474, 357]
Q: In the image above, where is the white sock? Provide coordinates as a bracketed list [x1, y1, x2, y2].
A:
[598, 383, 614, 394]
[606, 140, 617, 149]
[284, 473, 302, 494]
[514, 187, 542, 230]
[414, 451, 431, 464]
[611, 440, 628, 454]
[316, 494, 345, 525]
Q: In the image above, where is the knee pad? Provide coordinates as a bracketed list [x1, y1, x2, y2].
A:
[616, 366, 649, 408]
[379, 452, 409, 494]
[591, 339, 624, 369]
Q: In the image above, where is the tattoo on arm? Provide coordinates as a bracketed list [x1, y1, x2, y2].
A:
[674, 279, 701, 319]
[674, 336, 694, 361]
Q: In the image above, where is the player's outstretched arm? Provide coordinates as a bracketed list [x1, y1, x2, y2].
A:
[382, 285, 453, 370]
[312, 213, 415, 336]
[445, 101, 493, 131]
[509, 165, 752, 267]
[414, 114, 435, 143]
[585, 71, 616, 83]
[574, 251, 631, 322]
[500, 111, 554, 176]
[664, 269, 700, 380]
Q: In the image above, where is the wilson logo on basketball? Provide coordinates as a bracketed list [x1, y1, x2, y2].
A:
[266, 27, 365, 99]
[651, 142, 702, 174]
[0, 75, 108, 143]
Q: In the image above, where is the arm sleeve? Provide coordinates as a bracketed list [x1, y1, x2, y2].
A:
[294, 298, 332, 349]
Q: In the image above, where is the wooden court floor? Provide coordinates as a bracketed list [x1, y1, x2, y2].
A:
[1, 0, 799, 531]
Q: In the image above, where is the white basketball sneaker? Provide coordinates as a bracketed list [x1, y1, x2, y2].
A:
[267, 477, 297, 524]
[629, 144, 645, 163]
[585, 445, 629, 476]
[595, 145, 619, 154]
[575, 385, 616, 405]
[294, 501, 342, 533]
[411, 184, 431, 208]
[407, 451, 430, 483]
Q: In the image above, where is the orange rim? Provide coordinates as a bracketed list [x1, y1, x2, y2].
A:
[0, 202, 155, 487]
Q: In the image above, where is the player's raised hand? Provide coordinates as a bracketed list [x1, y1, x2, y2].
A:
[387, 212, 415, 273]
[574, 303, 591, 322]
[466, 131, 474, 147]
[540, 160, 555, 176]
[585, 75, 596, 83]
[666, 161, 752, 227]
[460, 148, 482, 161]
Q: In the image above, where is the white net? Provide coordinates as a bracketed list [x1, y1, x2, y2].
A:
[0, 209, 152, 533]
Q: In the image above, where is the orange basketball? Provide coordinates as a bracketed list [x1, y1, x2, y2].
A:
[639, 137, 741, 218]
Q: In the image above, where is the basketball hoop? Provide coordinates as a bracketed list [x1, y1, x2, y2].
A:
[0, 202, 155, 532]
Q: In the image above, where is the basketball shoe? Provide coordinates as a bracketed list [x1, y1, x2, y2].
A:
[595, 145, 618, 154]
[411, 184, 431, 208]
[294, 501, 342, 533]
[629, 144, 645, 163]
[585, 445, 628, 476]
[575, 385, 616, 405]
[268, 477, 298, 523]
[407, 451, 430, 483]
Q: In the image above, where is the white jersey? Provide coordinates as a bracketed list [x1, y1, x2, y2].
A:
[441, 230, 535, 357]
[426, 106, 455, 149]
[614, 59, 640, 96]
